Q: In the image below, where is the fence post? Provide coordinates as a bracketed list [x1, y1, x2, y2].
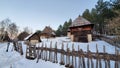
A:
[103, 45, 107, 68]
[56, 42, 58, 63]
[104, 45, 111, 68]
[96, 44, 98, 68]
[90, 51, 94, 68]
[41, 43, 44, 60]
[75, 52, 77, 68]
[87, 44, 90, 68]
[115, 47, 119, 68]
[98, 45, 102, 68]
[78, 45, 81, 68]
[81, 49, 86, 68]
[45, 43, 47, 61]
[53, 42, 58, 63]
[96, 44, 102, 68]
[48, 41, 52, 62]
[116, 47, 118, 68]
[59, 42, 65, 65]
[50, 42, 53, 62]
[43, 43, 45, 60]
[106, 53, 110, 68]
[36, 43, 40, 63]
[72, 43, 74, 67]
[65, 43, 70, 67]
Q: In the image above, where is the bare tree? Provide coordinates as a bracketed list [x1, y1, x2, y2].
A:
[0, 18, 10, 34]
[7, 23, 18, 39]
[0, 18, 10, 41]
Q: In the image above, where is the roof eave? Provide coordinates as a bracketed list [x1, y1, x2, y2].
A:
[69, 24, 94, 28]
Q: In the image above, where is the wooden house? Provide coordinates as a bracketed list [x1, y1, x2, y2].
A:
[40, 26, 56, 39]
[25, 32, 41, 45]
[17, 31, 29, 41]
[68, 16, 94, 42]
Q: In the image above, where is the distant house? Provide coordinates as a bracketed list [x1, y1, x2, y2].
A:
[25, 32, 41, 45]
[0, 31, 11, 42]
[68, 16, 94, 42]
[2, 35, 11, 42]
[40, 26, 56, 39]
[17, 31, 29, 41]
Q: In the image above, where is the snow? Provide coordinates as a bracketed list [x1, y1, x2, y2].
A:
[0, 37, 119, 68]
[24, 33, 34, 40]
[40, 37, 119, 54]
[0, 43, 21, 68]
[13, 59, 65, 68]
[0, 42, 65, 68]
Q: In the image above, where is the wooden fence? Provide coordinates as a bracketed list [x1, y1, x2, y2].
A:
[94, 34, 120, 48]
[26, 42, 120, 68]
[101, 37, 120, 48]
[6, 42, 23, 55]
[17, 42, 23, 55]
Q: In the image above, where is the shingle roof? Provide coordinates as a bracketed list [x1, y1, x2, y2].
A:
[70, 16, 91, 27]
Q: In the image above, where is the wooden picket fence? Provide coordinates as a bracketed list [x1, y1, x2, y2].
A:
[26, 42, 120, 68]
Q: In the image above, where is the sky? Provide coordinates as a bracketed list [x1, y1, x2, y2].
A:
[0, 0, 98, 32]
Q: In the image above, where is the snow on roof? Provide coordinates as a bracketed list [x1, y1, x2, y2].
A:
[24, 33, 34, 40]
[51, 32, 56, 35]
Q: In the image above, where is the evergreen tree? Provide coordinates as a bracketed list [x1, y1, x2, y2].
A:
[82, 0, 117, 34]
[82, 9, 92, 22]
[62, 19, 72, 36]
[62, 21, 68, 36]
[55, 19, 72, 36]
[55, 25, 63, 36]
[68, 18, 72, 25]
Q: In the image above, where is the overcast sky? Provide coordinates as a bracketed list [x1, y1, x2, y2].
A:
[0, 0, 98, 32]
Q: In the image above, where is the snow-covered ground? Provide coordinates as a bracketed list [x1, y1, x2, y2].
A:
[0, 42, 65, 68]
[41, 37, 120, 54]
[0, 37, 119, 68]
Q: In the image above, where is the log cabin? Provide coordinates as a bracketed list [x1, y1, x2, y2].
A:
[68, 16, 94, 42]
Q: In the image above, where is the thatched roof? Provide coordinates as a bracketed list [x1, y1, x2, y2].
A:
[17, 31, 29, 41]
[70, 16, 92, 27]
[41, 26, 55, 35]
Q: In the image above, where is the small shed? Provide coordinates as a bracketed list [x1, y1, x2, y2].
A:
[40, 26, 56, 39]
[25, 32, 41, 45]
[69, 16, 94, 42]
